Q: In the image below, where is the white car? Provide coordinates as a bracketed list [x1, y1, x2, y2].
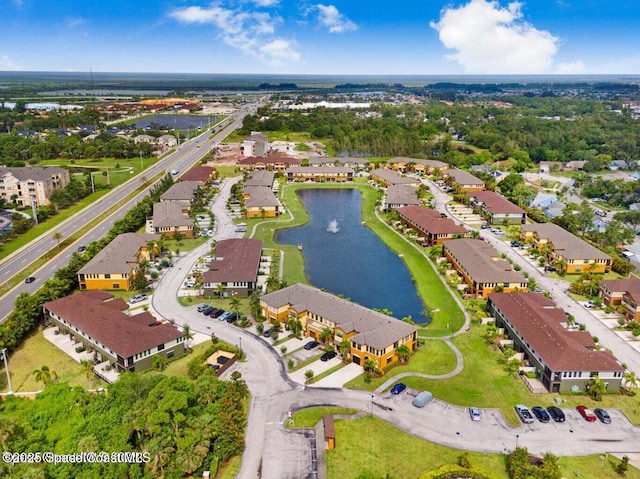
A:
[129, 294, 147, 304]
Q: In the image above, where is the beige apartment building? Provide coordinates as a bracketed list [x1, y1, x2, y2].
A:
[0, 166, 70, 207]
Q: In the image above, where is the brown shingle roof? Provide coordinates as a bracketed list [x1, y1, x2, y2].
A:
[78, 233, 160, 275]
[521, 223, 612, 261]
[489, 293, 622, 372]
[444, 239, 527, 284]
[160, 181, 200, 201]
[396, 205, 468, 235]
[468, 190, 525, 215]
[0, 166, 68, 182]
[181, 166, 215, 182]
[239, 156, 300, 166]
[447, 169, 485, 186]
[244, 170, 275, 187]
[390, 157, 448, 169]
[260, 284, 418, 350]
[385, 185, 419, 206]
[152, 202, 194, 228]
[244, 186, 279, 208]
[203, 239, 262, 283]
[370, 168, 418, 185]
[601, 277, 640, 304]
[43, 292, 183, 359]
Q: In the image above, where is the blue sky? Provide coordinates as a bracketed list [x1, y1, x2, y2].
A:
[1, 0, 639, 74]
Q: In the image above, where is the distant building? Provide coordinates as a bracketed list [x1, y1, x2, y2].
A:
[0, 166, 70, 207]
[370, 168, 419, 187]
[445, 169, 485, 193]
[390, 157, 449, 175]
[467, 190, 526, 225]
[395, 206, 469, 246]
[285, 166, 354, 183]
[520, 223, 612, 274]
[77, 233, 160, 291]
[443, 239, 528, 298]
[384, 184, 420, 211]
[600, 277, 640, 322]
[148, 202, 194, 238]
[241, 132, 268, 158]
[203, 239, 263, 297]
[238, 155, 300, 171]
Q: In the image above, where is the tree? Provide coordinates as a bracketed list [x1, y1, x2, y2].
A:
[363, 358, 377, 374]
[229, 296, 241, 319]
[319, 327, 333, 346]
[286, 317, 303, 338]
[152, 355, 169, 371]
[32, 365, 53, 388]
[616, 455, 630, 475]
[182, 324, 194, 351]
[588, 376, 606, 401]
[339, 339, 351, 362]
[80, 360, 94, 389]
[52, 231, 63, 249]
[215, 283, 226, 298]
[396, 344, 411, 363]
[623, 371, 638, 395]
[614, 211, 640, 234]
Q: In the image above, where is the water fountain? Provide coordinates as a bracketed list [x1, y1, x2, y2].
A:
[327, 219, 339, 233]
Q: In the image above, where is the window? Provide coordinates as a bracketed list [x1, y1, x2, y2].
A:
[157, 344, 165, 351]
[104, 274, 111, 279]
[112, 283, 119, 289]
[167, 351, 174, 359]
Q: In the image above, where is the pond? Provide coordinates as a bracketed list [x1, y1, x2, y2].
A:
[276, 188, 429, 324]
[130, 115, 216, 130]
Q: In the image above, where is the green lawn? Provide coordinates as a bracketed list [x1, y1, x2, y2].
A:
[287, 407, 359, 428]
[345, 339, 458, 391]
[325, 415, 640, 479]
[216, 166, 242, 178]
[0, 330, 95, 393]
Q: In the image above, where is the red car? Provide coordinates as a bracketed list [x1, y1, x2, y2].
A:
[577, 405, 597, 422]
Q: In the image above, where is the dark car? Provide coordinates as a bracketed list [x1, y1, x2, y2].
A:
[390, 383, 407, 395]
[209, 308, 224, 318]
[546, 406, 565, 423]
[544, 266, 557, 272]
[262, 329, 272, 338]
[532, 406, 550, 423]
[320, 351, 337, 362]
[24, 277, 36, 284]
[226, 313, 238, 323]
[201, 305, 214, 315]
[510, 240, 521, 247]
[304, 340, 320, 350]
[594, 408, 612, 424]
[77, 245, 86, 252]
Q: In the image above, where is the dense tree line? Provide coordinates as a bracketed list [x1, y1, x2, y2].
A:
[0, 175, 174, 354]
[0, 372, 247, 478]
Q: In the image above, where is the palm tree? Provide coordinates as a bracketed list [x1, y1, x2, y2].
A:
[147, 240, 159, 262]
[339, 339, 351, 362]
[80, 360, 94, 390]
[363, 358, 377, 374]
[52, 231, 63, 249]
[396, 344, 411, 364]
[32, 365, 53, 388]
[319, 327, 333, 346]
[624, 371, 639, 395]
[215, 283, 226, 298]
[229, 296, 241, 319]
[470, 230, 480, 239]
[587, 377, 606, 401]
[182, 324, 194, 351]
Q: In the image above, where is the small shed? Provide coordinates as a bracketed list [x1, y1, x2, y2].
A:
[323, 414, 336, 450]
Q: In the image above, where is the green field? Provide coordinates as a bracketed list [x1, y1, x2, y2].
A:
[325, 414, 640, 479]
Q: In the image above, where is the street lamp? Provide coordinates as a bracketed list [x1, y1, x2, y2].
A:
[515, 434, 519, 449]
[0, 348, 13, 394]
[370, 394, 374, 416]
[239, 336, 242, 357]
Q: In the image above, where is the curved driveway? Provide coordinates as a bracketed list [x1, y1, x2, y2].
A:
[151, 180, 640, 479]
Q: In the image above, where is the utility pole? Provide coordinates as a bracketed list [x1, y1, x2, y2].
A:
[0, 348, 13, 394]
[31, 198, 38, 225]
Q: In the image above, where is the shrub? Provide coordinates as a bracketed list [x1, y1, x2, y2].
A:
[304, 369, 314, 381]
[287, 358, 294, 370]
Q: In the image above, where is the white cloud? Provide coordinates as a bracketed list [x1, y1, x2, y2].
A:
[430, 0, 558, 74]
[555, 60, 585, 74]
[0, 55, 21, 71]
[249, 0, 280, 6]
[64, 16, 86, 28]
[169, 3, 301, 67]
[314, 4, 357, 33]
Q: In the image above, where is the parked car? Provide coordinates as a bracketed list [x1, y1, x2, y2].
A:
[209, 308, 224, 318]
[577, 405, 597, 422]
[510, 241, 521, 247]
[546, 406, 565, 423]
[202, 305, 214, 316]
[481, 224, 491, 229]
[584, 301, 595, 308]
[515, 405, 535, 424]
[129, 294, 147, 304]
[390, 383, 407, 395]
[24, 276, 36, 284]
[262, 328, 272, 337]
[532, 406, 550, 423]
[412, 391, 434, 408]
[197, 304, 211, 313]
[226, 312, 238, 323]
[219, 311, 233, 322]
[469, 407, 481, 421]
[304, 340, 320, 350]
[594, 408, 612, 424]
[320, 351, 337, 362]
[544, 266, 557, 272]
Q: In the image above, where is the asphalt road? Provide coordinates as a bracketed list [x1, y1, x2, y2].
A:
[149, 178, 640, 479]
[0, 111, 247, 321]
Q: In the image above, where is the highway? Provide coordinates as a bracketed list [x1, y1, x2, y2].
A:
[0, 111, 247, 321]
